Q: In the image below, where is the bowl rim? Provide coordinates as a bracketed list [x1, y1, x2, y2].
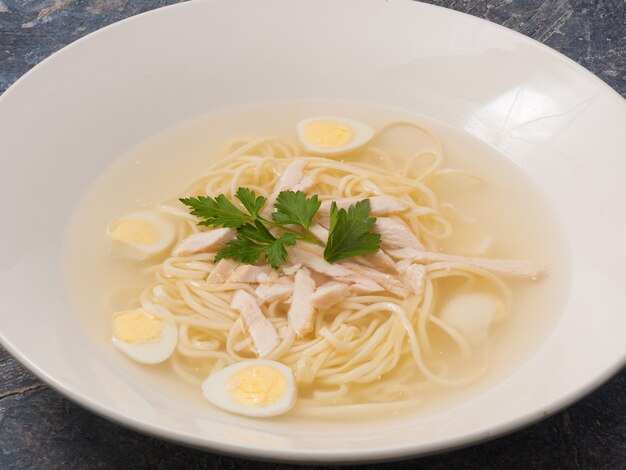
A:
[1, 0, 625, 462]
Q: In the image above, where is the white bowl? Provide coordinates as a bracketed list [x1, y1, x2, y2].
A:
[0, 0, 624, 463]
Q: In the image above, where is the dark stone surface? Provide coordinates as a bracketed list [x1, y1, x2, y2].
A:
[0, 1, 624, 468]
[427, 0, 625, 94]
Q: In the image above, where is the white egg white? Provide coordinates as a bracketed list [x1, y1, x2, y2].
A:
[107, 210, 176, 261]
[439, 293, 497, 346]
[112, 309, 178, 364]
[296, 116, 374, 156]
[202, 360, 296, 417]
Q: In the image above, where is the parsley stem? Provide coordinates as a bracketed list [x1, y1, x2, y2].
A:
[294, 230, 325, 247]
[258, 216, 324, 247]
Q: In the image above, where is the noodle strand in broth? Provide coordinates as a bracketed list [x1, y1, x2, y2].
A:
[105, 119, 545, 417]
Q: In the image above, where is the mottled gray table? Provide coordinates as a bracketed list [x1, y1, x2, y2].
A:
[1, 1, 625, 468]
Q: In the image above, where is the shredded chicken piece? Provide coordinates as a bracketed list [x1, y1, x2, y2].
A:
[281, 263, 301, 276]
[266, 160, 313, 207]
[374, 217, 424, 250]
[311, 282, 350, 310]
[289, 246, 353, 277]
[291, 244, 389, 293]
[308, 270, 332, 286]
[315, 213, 332, 229]
[207, 259, 240, 283]
[288, 268, 316, 336]
[342, 262, 410, 298]
[387, 247, 548, 280]
[292, 175, 314, 193]
[172, 228, 235, 256]
[255, 281, 293, 304]
[295, 241, 325, 256]
[309, 224, 329, 244]
[227, 265, 274, 283]
[341, 276, 385, 293]
[402, 263, 427, 297]
[354, 250, 397, 272]
[318, 196, 409, 216]
[230, 290, 279, 358]
[395, 258, 412, 273]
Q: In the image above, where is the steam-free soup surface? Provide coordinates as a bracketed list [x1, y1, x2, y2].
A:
[64, 101, 568, 421]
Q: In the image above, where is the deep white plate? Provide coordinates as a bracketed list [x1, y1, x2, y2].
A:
[0, 0, 625, 462]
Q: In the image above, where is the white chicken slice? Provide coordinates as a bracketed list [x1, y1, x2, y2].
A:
[292, 175, 315, 193]
[281, 263, 302, 276]
[291, 245, 386, 293]
[289, 246, 354, 277]
[354, 250, 397, 273]
[172, 228, 236, 256]
[231, 290, 280, 358]
[207, 259, 240, 283]
[387, 247, 548, 280]
[227, 265, 274, 283]
[340, 276, 385, 293]
[311, 282, 350, 310]
[255, 281, 294, 304]
[402, 263, 427, 297]
[374, 217, 424, 250]
[288, 268, 316, 336]
[309, 224, 329, 244]
[341, 262, 409, 298]
[266, 160, 313, 208]
[318, 196, 409, 216]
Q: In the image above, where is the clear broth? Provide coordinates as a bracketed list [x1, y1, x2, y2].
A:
[64, 100, 569, 421]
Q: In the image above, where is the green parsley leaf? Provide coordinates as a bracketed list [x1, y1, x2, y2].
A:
[235, 187, 267, 218]
[272, 191, 321, 230]
[216, 227, 296, 269]
[265, 233, 297, 269]
[323, 199, 381, 263]
[238, 220, 276, 244]
[182, 187, 381, 268]
[215, 238, 266, 265]
[179, 195, 250, 228]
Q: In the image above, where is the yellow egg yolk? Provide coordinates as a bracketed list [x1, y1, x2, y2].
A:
[113, 311, 163, 344]
[303, 120, 354, 148]
[110, 219, 159, 245]
[226, 365, 288, 407]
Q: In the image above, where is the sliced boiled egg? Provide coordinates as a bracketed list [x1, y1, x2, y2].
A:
[107, 210, 176, 261]
[111, 308, 178, 364]
[439, 293, 498, 346]
[202, 360, 296, 417]
[296, 116, 374, 156]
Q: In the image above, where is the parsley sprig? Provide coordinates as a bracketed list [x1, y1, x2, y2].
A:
[324, 200, 381, 263]
[180, 187, 380, 268]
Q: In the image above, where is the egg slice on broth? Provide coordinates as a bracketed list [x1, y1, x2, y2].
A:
[202, 360, 296, 417]
[107, 210, 176, 260]
[296, 116, 374, 156]
[111, 309, 178, 364]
